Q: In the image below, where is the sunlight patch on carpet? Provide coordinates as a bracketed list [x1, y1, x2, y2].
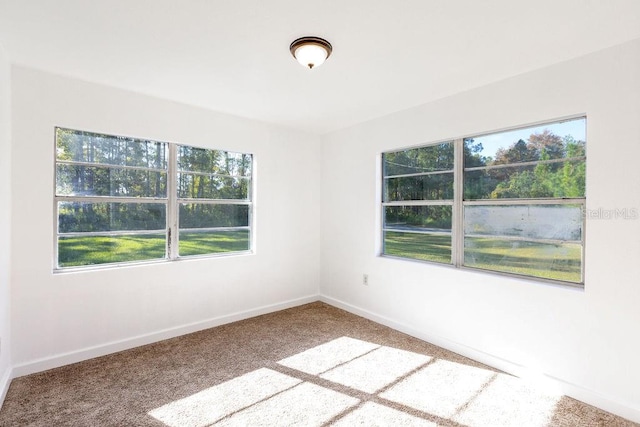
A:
[452, 373, 560, 426]
[215, 382, 359, 426]
[321, 345, 431, 393]
[332, 402, 437, 426]
[149, 336, 563, 427]
[277, 336, 379, 375]
[381, 359, 496, 418]
[148, 368, 301, 427]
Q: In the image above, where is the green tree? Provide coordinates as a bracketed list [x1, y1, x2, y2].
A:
[485, 131, 585, 199]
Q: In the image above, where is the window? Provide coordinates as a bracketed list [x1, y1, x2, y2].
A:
[382, 117, 586, 286]
[176, 145, 252, 257]
[55, 128, 253, 269]
[382, 142, 454, 264]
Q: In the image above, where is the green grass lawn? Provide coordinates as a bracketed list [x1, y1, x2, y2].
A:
[384, 231, 452, 264]
[58, 230, 249, 267]
[464, 237, 581, 283]
[58, 234, 166, 267]
[61, 230, 580, 283]
[178, 230, 250, 257]
[384, 231, 582, 283]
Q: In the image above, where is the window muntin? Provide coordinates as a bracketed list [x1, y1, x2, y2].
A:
[381, 117, 586, 286]
[55, 128, 253, 269]
[382, 143, 454, 264]
[176, 146, 252, 258]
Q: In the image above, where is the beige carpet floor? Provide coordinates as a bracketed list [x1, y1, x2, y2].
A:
[0, 302, 636, 426]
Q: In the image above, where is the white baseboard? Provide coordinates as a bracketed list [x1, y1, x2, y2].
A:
[12, 294, 319, 379]
[0, 366, 12, 411]
[320, 295, 640, 424]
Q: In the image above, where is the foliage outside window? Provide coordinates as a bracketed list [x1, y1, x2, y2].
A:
[382, 117, 586, 285]
[55, 128, 252, 269]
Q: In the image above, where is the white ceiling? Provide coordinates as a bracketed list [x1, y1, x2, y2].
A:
[1, 0, 640, 134]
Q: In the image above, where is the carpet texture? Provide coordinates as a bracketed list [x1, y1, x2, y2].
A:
[0, 302, 636, 426]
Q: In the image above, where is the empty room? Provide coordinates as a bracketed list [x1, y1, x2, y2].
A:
[1, 1, 639, 425]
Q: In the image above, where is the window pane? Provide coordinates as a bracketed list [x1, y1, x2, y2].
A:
[464, 205, 583, 241]
[178, 146, 252, 177]
[56, 128, 167, 169]
[179, 204, 249, 229]
[464, 117, 586, 168]
[383, 143, 454, 176]
[464, 118, 586, 200]
[177, 174, 249, 199]
[464, 204, 583, 283]
[179, 204, 250, 257]
[179, 230, 250, 257]
[384, 205, 452, 231]
[56, 165, 167, 198]
[384, 173, 454, 201]
[58, 202, 166, 233]
[384, 231, 451, 264]
[58, 233, 165, 267]
[383, 205, 452, 264]
[464, 238, 581, 283]
[464, 159, 585, 199]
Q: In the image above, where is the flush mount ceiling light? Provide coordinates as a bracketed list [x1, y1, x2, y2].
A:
[289, 36, 332, 69]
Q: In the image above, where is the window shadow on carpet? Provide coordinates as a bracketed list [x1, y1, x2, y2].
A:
[149, 336, 561, 426]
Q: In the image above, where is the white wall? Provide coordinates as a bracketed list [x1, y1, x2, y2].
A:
[0, 44, 12, 406]
[10, 66, 322, 373]
[320, 38, 640, 421]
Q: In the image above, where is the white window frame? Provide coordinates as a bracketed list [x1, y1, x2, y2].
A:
[381, 116, 586, 288]
[54, 127, 253, 270]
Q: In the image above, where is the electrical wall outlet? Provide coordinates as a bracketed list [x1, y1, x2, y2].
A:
[363, 274, 369, 286]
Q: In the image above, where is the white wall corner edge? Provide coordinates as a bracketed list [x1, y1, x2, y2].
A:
[319, 295, 640, 424]
[0, 366, 12, 411]
[10, 294, 319, 380]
